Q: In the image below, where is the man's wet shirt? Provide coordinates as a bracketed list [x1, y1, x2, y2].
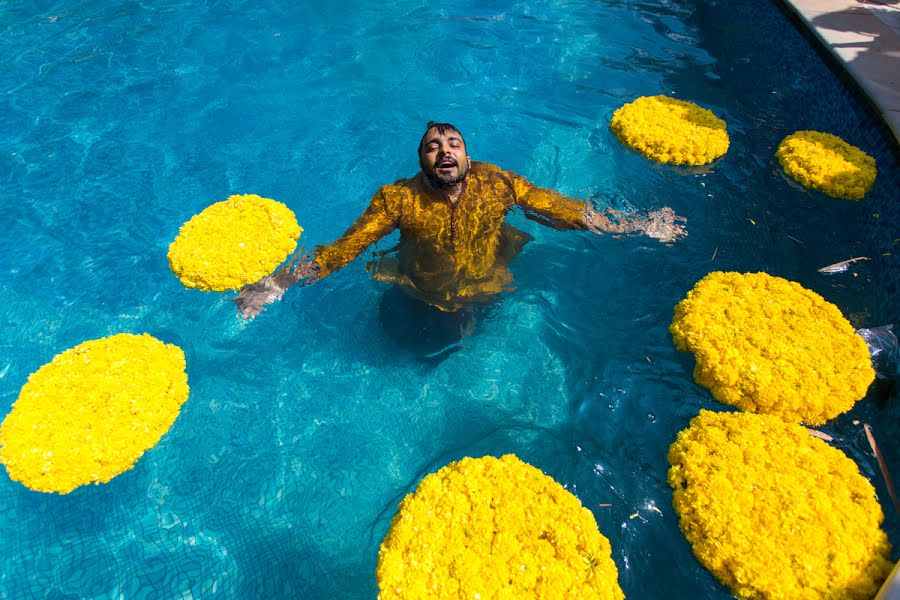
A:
[314, 162, 588, 311]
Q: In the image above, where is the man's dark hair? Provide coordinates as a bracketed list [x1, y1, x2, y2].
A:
[418, 121, 465, 155]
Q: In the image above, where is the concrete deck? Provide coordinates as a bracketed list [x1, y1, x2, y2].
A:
[781, 0, 900, 143]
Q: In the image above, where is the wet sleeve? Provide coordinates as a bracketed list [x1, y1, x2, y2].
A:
[314, 186, 399, 278]
[503, 170, 588, 231]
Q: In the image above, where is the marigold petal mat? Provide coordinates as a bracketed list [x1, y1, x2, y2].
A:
[168, 194, 302, 291]
[0, 333, 190, 494]
[610, 95, 729, 165]
[377, 454, 623, 599]
[668, 410, 893, 599]
[776, 131, 876, 200]
[670, 271, 874, 425]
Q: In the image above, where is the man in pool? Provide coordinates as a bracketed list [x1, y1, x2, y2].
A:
[235, 121, 686, 319]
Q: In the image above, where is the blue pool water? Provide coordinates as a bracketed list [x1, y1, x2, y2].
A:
[1, 0, 898, 598]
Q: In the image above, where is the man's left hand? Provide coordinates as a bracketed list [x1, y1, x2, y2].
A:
[584, 205, 687, 243]
[642, 207, 687, 243]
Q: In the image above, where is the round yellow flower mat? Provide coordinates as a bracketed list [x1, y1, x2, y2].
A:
[668, 410, 893, 599]
[670, 271, 874, 425]
[377, 454, 623, 600]
[610, 95, 729, 165]
[168, 193, 302, 292]
[776, 131, 877, 201]
[0, 333, 190, 494]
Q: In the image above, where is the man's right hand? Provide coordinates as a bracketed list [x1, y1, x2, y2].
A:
[234, 249, 320, 319]
[234, 275, 288, 319]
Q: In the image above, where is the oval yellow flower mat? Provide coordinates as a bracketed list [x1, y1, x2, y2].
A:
[168, 193, 302, 292]
[610, 95, 729, 165]
[0, 333, 190, 494]
[377, 454, 623, 600]
[776, 131, 876, 200]
[668, 410, 893, 599]
[670, 271, 874, 425]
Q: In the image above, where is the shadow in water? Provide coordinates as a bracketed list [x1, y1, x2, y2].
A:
[376, 286, 480, 365]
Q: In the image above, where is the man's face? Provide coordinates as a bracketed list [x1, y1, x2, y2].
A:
[419, 127, 470, 189]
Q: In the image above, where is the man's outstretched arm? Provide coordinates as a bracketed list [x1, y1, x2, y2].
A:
[502, 168, 686, 243]
[499, 168, 587, 230]
[235, 186, 399, 319]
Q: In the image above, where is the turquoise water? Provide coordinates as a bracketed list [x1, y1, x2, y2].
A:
[1, 0, 898, 597]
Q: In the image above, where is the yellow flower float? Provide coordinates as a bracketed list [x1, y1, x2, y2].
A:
[668, 410, 893, 599]
[670, 271, 874, 425]
[0, 334, 190, 494]
[776, 131, 876, 200]
[377, 454, 623, 600]
[610, 95, 729, 165]
[168, 194, 302, 291]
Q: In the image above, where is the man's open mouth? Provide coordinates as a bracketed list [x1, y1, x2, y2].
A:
[436, 157, 457, 170]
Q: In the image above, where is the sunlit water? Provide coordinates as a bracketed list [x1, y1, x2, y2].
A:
[1, 0, 898, 598]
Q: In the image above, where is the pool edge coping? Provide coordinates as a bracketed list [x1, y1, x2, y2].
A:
[778, 0, 900, 145]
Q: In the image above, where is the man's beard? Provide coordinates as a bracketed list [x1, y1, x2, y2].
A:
[424, 164, 468, 189]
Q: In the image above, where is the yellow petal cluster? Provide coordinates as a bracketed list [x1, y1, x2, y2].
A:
[0, 334, 190, 494]
[670, 272, 874, 424]
[668, 410, 893, 599]
[776, 131, 876, 200]
[377, 454, 623, 600]
[167, 194, 302, 291]
[610, 95, 729, 165]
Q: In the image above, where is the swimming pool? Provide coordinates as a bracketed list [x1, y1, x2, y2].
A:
[1, 0, 897, 597]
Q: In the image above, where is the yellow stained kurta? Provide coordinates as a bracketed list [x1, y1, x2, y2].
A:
[315, 162, 588, 311]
